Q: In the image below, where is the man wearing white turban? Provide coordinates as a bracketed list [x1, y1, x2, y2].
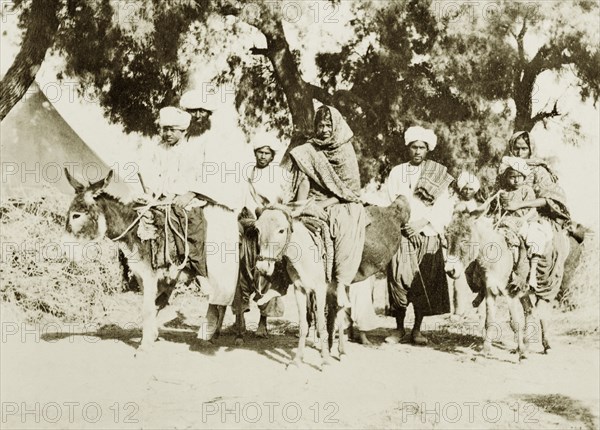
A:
[454, 171, 482, 213]
[174, 87, 247, 341]
[369, 125, 454, 345]
[234, 131, 290, 340]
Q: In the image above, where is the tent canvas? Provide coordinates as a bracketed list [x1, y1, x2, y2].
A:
[1, 83, 134, 201]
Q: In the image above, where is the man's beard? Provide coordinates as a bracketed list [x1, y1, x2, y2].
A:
[187, 118, 211, 137]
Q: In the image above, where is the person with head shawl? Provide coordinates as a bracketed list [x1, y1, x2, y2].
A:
[506, 131, 570, 224]
[234, 131, 290, 337]
[287, 104, 370, 342]
[501, 131, 572, 305]
[491, 156, 554, 291]
[374, 125, 454, 345]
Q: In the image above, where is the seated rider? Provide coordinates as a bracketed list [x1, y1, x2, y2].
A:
[236, 132, 289, 321]
[289, 105, 367, 309]
[494, 156, 553, 289]
[453, 171, 482, 213]
[137, 106, 209, 281]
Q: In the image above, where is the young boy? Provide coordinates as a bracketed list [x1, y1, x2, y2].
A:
[496, 156, 553, 289]
[454, 171, 481, 213]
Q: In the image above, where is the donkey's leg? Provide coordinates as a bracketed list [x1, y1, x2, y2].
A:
[139, 269, 159, 352]
[483, 289, 497, 355]
[537, 298, 552, 353]
[156, 279, 178, 329]
[314, 285, 332, 367]
[290, 286, 309, 367]
[234, 306, 246, 346]
[256, 315, 269, 338]
[520, 292, 535, 353]
[337, 307, 347, 359]
[507, 296, 527, 360]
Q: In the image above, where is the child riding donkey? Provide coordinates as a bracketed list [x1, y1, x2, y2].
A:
[475, 156, 554, 308]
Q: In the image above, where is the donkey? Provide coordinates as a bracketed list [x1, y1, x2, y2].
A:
[253, 196, 410, 368]
[63, 169, 237, 352]
[444, 211, 558, 360]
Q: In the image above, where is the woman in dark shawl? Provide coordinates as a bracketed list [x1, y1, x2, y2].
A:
[502, 131, 572, 302]
[288, 105, 367, 309]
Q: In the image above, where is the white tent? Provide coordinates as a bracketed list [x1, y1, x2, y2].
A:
[0, 83, 135, 201]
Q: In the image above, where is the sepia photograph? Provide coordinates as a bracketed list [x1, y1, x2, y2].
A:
[1, 0, 599, 428]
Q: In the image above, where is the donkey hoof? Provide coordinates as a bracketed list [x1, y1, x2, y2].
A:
[256, 327, 268, 338]
[235, 336, 244, 346]
[519, 352, 528, 361]
[135, 343, 153, 357]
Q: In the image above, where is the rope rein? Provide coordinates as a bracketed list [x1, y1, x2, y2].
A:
[109, 198, 190, 270]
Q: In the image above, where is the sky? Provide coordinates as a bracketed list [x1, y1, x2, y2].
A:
[1, 1, 598, 229]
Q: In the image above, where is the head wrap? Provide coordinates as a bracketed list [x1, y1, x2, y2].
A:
[499, 156, 532, 177]
[456, 171, 481, 192]
[159, 107, 191, 130]
[180, 88, 222, 112]
[311, 105, 354, 150]
[404, 126, 437, 151]
[252, 131, 281, 153]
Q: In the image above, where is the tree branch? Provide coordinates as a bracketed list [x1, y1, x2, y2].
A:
[531, 100, 561, 124]
[0, 0, 61, 120]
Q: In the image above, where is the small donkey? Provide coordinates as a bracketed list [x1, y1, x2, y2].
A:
[64, 169, 193, 352]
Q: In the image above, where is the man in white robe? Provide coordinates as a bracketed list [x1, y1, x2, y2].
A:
[366, 126, 454, 345]
[180, 89, 248, 340]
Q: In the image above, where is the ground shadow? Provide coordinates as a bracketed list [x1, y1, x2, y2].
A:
[515, 393, 598, 430]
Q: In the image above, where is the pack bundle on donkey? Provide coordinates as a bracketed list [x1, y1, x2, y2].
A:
[63, 169, 219, 353]
[252, 195, 410, 369]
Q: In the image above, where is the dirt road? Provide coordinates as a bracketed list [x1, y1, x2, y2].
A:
[1, 286, 598, 429]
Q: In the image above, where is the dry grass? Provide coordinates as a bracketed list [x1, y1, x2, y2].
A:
[555, 234, 600, 336]
[0, 190, 126, 323]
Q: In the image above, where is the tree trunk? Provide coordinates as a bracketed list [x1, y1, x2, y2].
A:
[0, 0, 61, 121]
[257, 19, 314, 164]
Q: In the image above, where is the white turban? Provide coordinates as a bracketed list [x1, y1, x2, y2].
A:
[456, 171, 481, 192]
[158, 107, 191, 130]
[180, 88, 223, 112]
[252, 131, 281, 153]
[404, 126, 438, 151]
[499, 156, 532, 177]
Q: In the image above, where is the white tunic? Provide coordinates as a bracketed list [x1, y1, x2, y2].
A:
[244, 163, 288, 215]
[371, 162, 454, 236]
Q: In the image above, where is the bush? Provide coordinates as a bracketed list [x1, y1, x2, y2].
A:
[0, 190, 126, 323]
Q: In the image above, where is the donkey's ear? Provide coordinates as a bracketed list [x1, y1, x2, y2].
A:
[64, 168, 85, 192]
[89, 170, 114, 196]
[255, 206, 265, 219]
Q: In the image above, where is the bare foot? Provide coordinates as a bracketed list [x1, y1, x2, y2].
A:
[356, 331, 373, 346]
[385, 328, 406, 344]
[411, 330, 428, 345]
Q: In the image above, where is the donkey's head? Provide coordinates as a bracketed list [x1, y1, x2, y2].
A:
[254, 205, 293, 277]
[64, 168, 113, 242]
[444, 210, 488, 279]
[254, 201, 309, 276]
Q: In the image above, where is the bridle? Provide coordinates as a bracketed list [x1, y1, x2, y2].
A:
[256, 207, 293, 264]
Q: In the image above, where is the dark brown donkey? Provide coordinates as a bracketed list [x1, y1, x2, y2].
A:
[64, 169, 193, 353]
